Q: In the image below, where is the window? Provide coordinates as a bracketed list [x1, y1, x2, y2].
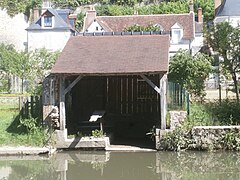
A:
[172, 29, 181, 43]
[171, 23, 183, 44]
[44, 16, 52, 27]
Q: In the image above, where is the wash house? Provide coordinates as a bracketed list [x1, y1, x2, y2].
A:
[43, 33, 170, 149]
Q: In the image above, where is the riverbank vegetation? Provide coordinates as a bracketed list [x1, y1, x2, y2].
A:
[161, 100, 240, 151]
[0, 101, 47, 147]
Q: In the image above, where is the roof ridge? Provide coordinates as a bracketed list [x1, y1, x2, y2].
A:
[77, 31, 171, 36]
[97, 13, 191, 18]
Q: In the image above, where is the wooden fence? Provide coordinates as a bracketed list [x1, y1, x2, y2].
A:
[19, 96, 42, 119]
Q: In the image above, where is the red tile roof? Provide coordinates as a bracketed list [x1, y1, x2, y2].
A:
[51, 34, 170, 75]
[85, 13, 195, 40]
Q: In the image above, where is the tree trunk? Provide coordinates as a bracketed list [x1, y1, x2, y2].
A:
[232, 72, 239, 102]
[21, 78, 24, 94]
[7, 74, 11, 94]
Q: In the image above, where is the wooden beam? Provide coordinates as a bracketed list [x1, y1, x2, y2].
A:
[59, 75, 66, 130]
[140, 74, 160, 94]
[64, 76, 83, 95]
[160, 74, 167, 130]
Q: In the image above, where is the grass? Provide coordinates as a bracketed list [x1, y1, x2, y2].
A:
[0, 104, 47, 147]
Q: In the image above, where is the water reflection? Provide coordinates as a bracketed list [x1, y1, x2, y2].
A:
[1, 151, 240, 179]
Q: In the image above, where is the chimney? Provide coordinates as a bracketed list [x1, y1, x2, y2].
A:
[33, 8, 40, 22]
[214, 0, 222, 15]
[198, 8, 203, 23]
[189, 0, 194, 12]
[83, 9, 96, 31]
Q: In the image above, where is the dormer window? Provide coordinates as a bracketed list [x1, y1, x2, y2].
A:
[171, 23, 183, 44]
[41, 10, 54, 28]
[44, 16, 52, 27]
[154, 24, 164, 33]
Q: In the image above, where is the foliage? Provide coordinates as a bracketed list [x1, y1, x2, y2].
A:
[30, 48, 59, 82]
[0, 104, 47, 146]
[124, 23, 161, 32]
[206, 22, 240, 102]
[189, 102, 213, 126]
[96, 5, 134, 16]
[18, 116, 38, 134]
[195, 0, 214, 22]
[75, 12, 85, 31]
[91, 129, 105, 137]
[208, 100, 240, 125]
[160, 126, 192, 151]
[0, 44, 59, 94]
[95, 0, 214, 22]
[222, 129, 240, 151]
[0, 0, 42, 17]
[168, 50, 212, 100]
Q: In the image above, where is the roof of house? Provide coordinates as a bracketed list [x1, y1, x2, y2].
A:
[85, 13, 195, 40]
[51, 34, 170, 75]
[26, 8, 74, 31]
[216, 0, 240, 16]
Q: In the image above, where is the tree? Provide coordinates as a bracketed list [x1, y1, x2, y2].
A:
[124, 24, 161, 32]
[206, 22, 240, 102]
[0, 43, 19, 92]
[168, 50, 212, 100]
[0, 44, 59, 94]
[0, 0, 42, 17]
[30, 48, 60, 83]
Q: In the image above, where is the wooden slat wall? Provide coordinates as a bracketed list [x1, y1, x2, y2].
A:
[107, 75, 159, 115]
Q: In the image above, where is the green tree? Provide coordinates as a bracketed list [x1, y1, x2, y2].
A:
[0, 44, 59, 94]
[206, 22, 240, 102]
[75, 12, 85, 31]
[0, 43, 19, 92]
[30, 48, 59, 83]
[168, 50, 212, 100]
[124, 24, 161, 32]
[0, 0, 42, 17]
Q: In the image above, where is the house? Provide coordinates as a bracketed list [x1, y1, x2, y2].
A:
[26, 8, 76, 52]
[43, 33, 170, 149]
[83, 4, 203, 56]
[214, 0, 240, 27]
[0, 9, 28, 51]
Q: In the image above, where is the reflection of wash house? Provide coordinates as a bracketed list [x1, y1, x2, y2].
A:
[43, 33, 169, 149]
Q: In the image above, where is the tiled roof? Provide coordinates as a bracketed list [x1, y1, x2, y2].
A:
[86, 13, 195, 40]
[216, 0, 240, 16]
[26, 8, 73, 31]
[51, 34, 170, 75]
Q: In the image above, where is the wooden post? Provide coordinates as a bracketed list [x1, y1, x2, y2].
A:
[59, 75, 66, 130]
[160, 74, 167, 130]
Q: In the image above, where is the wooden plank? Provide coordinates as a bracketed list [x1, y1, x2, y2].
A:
[59, 76, 66, 130]
[140, 74, 160, 94]
[160, 74, 167, 130]
[64, 76, 83, 95]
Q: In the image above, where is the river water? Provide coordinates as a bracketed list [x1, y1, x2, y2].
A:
[1, 151, 240, 180]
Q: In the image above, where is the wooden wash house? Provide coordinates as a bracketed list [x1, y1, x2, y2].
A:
[43, 32, 170, 149]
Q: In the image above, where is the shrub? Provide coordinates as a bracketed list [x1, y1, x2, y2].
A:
[209, 100, 240, 125]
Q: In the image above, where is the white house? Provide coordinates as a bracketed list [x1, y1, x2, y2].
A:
[0, 9, 28, 51]
[83, 4, 204, 56]
[214, 0, 240, 27]
[26, 8, 76, 52]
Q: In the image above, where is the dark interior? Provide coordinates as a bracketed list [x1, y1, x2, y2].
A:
[65, 75, 161, 148]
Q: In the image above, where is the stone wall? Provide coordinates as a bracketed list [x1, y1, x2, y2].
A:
[158, 125, 240, 151]
[169, 111, 187, 129]
[191, 126, 240, 150]
[158, 111, 240, 151]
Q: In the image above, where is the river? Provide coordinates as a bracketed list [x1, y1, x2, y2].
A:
[1, 151, 240, 179]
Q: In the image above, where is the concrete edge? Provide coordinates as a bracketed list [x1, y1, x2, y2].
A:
[0, 146, 56, 155]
